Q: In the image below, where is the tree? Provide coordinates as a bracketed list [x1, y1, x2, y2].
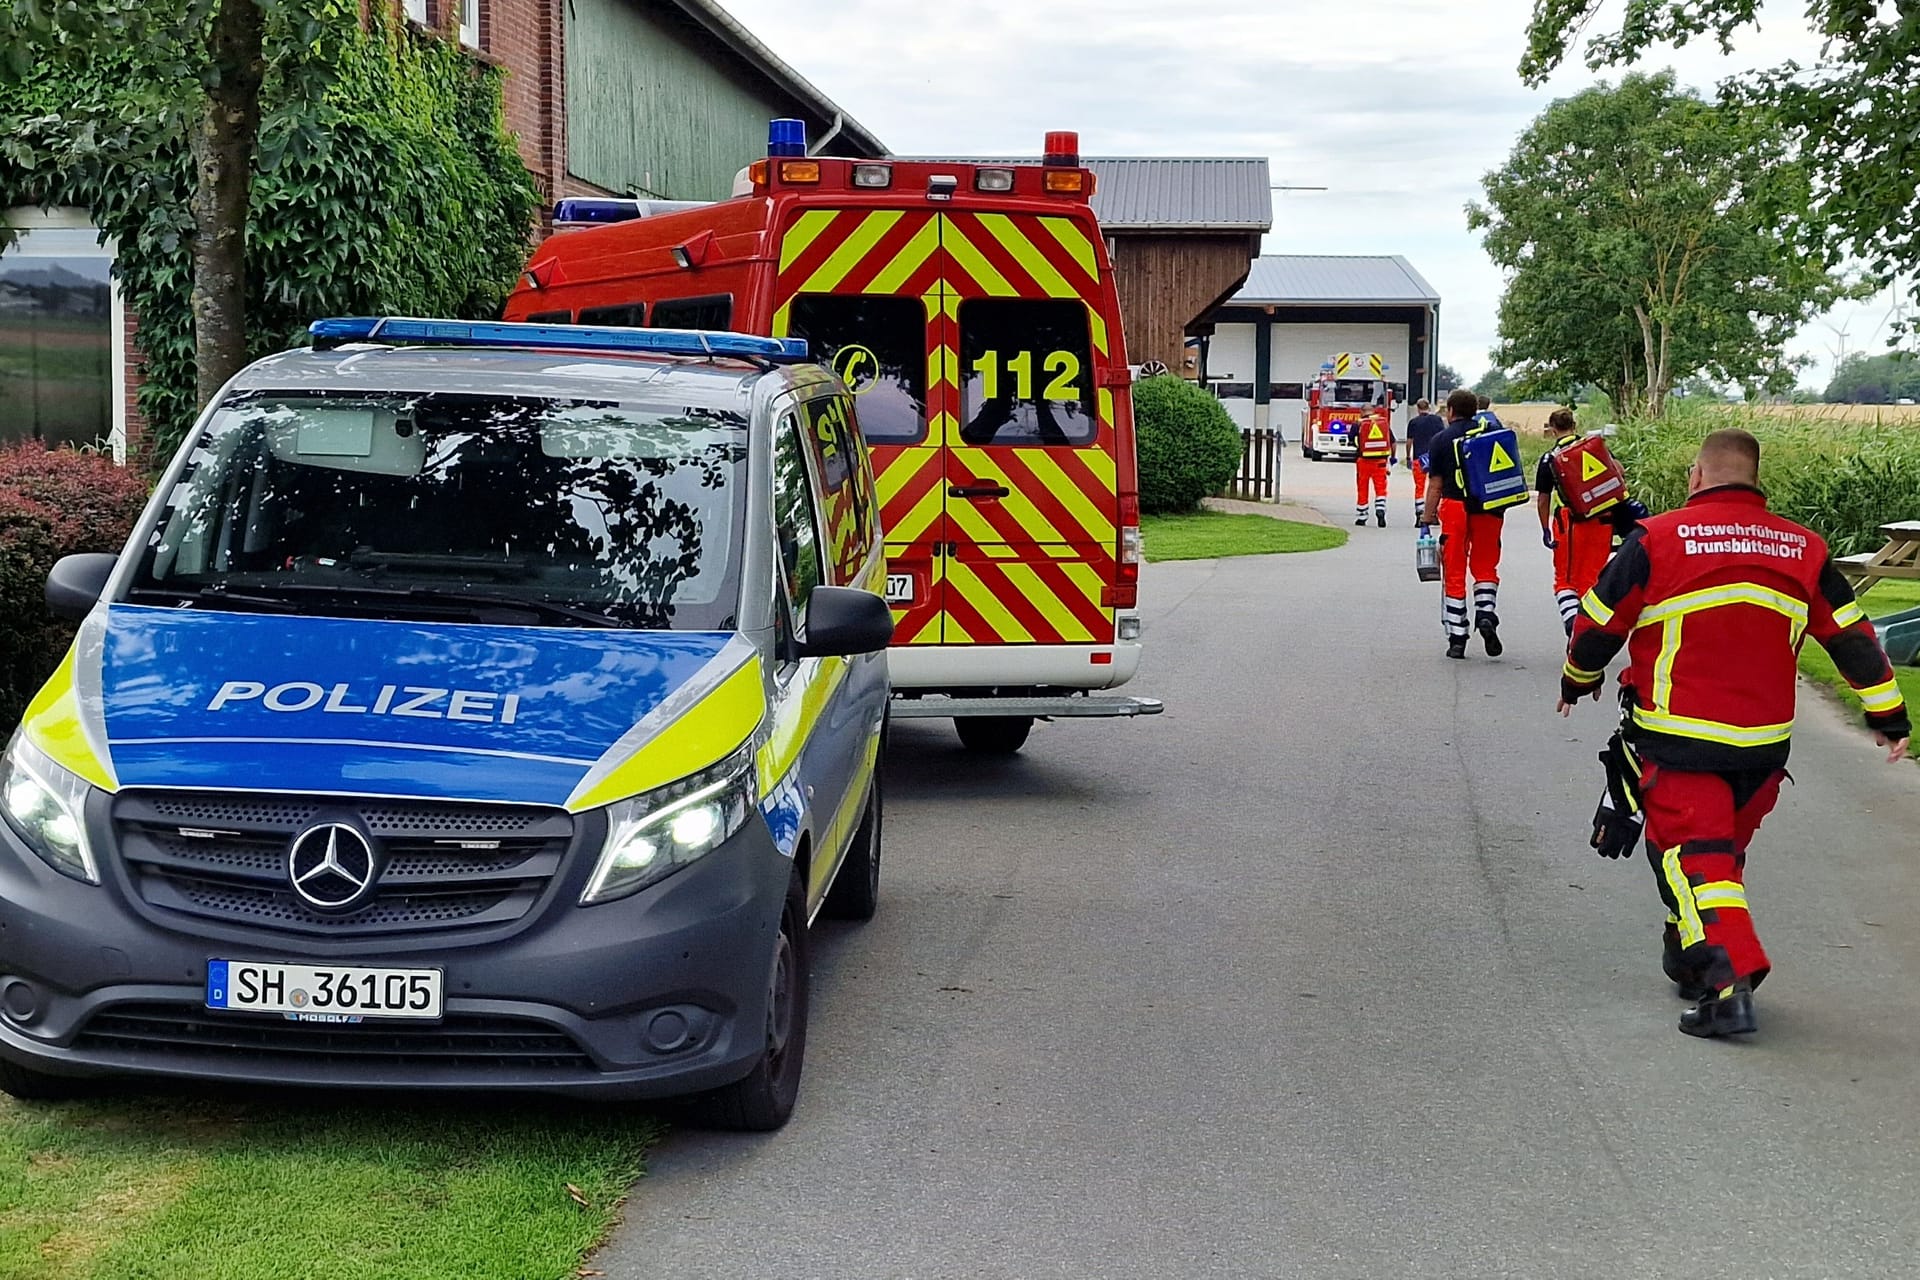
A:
[1467, 73, 1844, 418]
[1433, 363, 1463, 395]
[8, 1, 348, 410]
[1521, 0, 1920, 310]
[1823, 352, 1920, 404]
[1471, 367, 1513, 401]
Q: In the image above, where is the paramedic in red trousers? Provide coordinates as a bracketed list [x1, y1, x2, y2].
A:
[1353, 416, 1394, 527]
[1559, 429, 1910, 1038]
[1418, 388, 1507, 660]
[1404, 398, 1446, 524]
[1536, 408, 1616, 634]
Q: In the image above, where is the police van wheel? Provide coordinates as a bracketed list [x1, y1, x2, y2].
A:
[955, 716, 1033, 755]
[0, 1056, 91, 1102]
[685, 870, 809, 1132]
[822, 759, 882, 922]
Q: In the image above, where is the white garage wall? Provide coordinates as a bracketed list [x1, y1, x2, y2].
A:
[1207, 323, 1260, 428]
[1269, 322, 1411, 440]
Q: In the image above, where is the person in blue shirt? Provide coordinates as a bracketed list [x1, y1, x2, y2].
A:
[1474, 395, 1504, 430]
[1403, 398, 1447, 523]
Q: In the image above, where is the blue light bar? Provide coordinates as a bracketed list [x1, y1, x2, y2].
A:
[768, 117, 807, 157]
[552, 198, 645, 226]
[308, 317, 810, 362]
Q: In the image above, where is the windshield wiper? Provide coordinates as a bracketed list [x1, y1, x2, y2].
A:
[225, 581, 627, 629]
[126, 585, 299, 613]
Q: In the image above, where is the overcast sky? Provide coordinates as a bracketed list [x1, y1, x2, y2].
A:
[722, 0, 1900, 389]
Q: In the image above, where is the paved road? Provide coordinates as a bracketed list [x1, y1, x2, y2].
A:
[602, 459, 1920, 1279]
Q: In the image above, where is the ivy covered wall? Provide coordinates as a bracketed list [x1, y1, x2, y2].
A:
[0, 2, 539, 463]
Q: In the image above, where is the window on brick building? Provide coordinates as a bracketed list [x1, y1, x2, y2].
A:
[401, 0, 427, 22]
[0, 209, 127, 461]
[458, 0, 480, 47]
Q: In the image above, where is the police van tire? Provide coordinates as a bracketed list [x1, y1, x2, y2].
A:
[956, 715, 1033, 755]
[0, 1055, 90, 1102]
[822, 760, 882, 922]
[684, 869, 809, 1132]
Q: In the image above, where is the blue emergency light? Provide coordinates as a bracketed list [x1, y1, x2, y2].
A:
[552, 197, 645, 226]
[768, 118, 807, 157]
[308, 317, 810, 362]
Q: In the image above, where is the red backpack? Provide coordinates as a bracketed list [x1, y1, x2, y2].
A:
[1546, 433, 1628, 519]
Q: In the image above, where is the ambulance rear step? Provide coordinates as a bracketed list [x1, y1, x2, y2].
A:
[889, 694, 1164, 719]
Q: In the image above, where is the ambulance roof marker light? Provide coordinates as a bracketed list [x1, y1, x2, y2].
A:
[768, 118, 807, 157]
[1043, 131, 1080, 167]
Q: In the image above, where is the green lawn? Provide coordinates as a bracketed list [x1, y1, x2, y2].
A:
[0, 1093, 657, 1280]
[1142, 511, 1347, 562]
[1799, 581, 1920, 734]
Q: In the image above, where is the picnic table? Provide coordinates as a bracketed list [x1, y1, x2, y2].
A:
[1837, 520, 1920, 599]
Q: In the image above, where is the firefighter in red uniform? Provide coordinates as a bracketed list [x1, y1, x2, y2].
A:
[1536, 408, 1618, 633]
[1559, 429, 1911, 1037]
[1353, 416, 1394, 527]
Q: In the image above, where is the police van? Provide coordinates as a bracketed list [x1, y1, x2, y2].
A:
[0, 318, 892, 1130]
[506, 122, 1160, 754]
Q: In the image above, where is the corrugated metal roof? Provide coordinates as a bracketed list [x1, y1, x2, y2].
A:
[1233, 255, 1439, 305]
[899, 156, 1272, 231]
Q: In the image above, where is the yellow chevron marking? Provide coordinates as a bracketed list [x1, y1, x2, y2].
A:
[1059, 559, 1110, 605]
[1044, 544, 1078, 559]
[1000, 562, 1095, 641]
[1021, 449, 1116, 542]
[778, 209, 841, 271]
[946, 461, 1067, 545]
[943, 612, 973, 644]
[981, 544, 1019, 559]
[940, 219, 1017, 296]
[949, 564, 1032, 642]
[1088, 308, 1108, 358]
[978, 213, 1078, 300]
[1039, 216, 1100, 281]
[865, 217, 940, 294]
[882, 465, 944, 543]
[801, 210, 903, 293]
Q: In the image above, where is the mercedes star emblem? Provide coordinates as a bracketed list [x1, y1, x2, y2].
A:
[287, 823, 377, 910]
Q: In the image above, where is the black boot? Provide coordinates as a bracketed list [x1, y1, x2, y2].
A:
[1475, 613, 1504, 657]
[1445, 636, 1468, 660]
[1375, 509, 1386, 528]
[1679, 982, 1757, 1038]
[1354, 513, 1368, 526]
[1662, 930, 1711, 1001]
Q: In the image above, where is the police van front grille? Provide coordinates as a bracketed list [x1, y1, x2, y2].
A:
[75, 1004, 595, 1072]
[110, 792, 575, 937]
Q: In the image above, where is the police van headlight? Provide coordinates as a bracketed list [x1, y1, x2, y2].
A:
[581, 748, 756, 904]
[0, 734, 98, 884]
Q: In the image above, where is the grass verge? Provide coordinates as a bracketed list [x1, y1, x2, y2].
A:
[1798, 581, 1920, 744]
[1142, 511, 1346, 562]
[0, 1092, 658, 1280]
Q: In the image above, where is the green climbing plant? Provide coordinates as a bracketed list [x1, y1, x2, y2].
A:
[0, 2, 538, 464]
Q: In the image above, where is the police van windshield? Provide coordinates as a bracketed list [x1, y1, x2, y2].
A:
[129, 391, 748, 631]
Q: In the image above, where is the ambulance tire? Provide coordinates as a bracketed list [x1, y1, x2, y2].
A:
[822, 751, 883, 922]
[683, 868, 809, 1132]
[955, 715, 1033, 755]
[0, 1056, 92, 1102]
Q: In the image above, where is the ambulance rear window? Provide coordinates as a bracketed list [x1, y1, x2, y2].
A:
[785, 295, 928, 444]
[958, 299, 1096, 446]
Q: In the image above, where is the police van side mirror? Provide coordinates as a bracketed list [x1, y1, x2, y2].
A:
[46, 553, 118, 622]
[796, 586, 894, 657]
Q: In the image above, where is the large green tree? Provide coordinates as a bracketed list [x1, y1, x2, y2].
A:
[1824, 351, 1920, 404]
[1521, 0, 1920, 305]
[1468, 72, 1843, 418]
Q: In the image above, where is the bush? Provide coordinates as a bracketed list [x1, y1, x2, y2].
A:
[0, 446, 150, 727]
[1132, 376, 1245, 514]
[1608, 405, 1920, 556]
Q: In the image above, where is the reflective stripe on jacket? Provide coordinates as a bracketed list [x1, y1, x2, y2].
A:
[1560, 485, 1910, 771]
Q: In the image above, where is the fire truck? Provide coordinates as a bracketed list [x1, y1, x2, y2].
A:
[1300, 352, 1393, 462]
[505, 122, 1160, 753]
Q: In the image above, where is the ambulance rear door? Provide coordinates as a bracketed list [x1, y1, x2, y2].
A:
[935, 209, 1118, 650]
[770, 207, 947, 646]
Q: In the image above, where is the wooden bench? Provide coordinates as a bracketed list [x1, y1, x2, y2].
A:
[1837, 520, 1920, 599]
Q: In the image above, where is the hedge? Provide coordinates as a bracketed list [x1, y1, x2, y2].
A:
[1608, 408, 1920, 556]
[0, 445, 149, 727]
[1132, 375, 1245, 514]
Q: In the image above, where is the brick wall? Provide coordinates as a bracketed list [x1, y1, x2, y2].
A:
[123, 310, 146, 463]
